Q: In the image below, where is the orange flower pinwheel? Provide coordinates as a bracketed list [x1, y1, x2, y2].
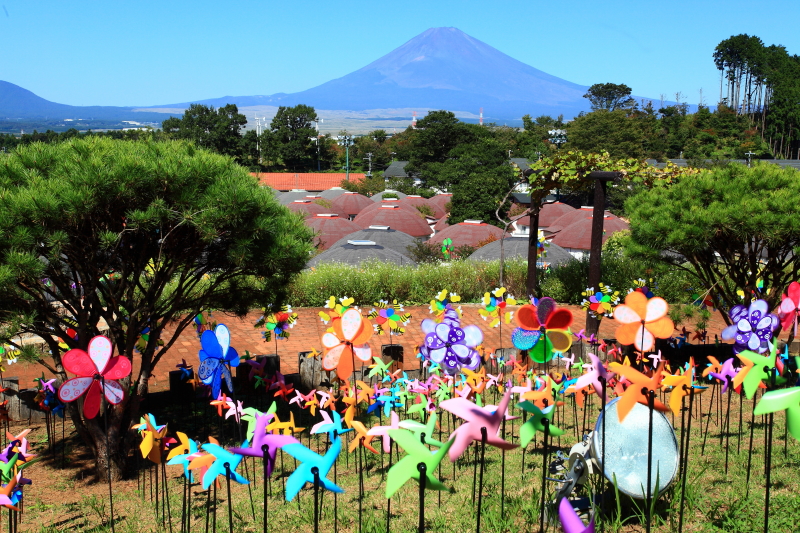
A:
[613, 291, 673, 352]
[322, 308, 373, 380]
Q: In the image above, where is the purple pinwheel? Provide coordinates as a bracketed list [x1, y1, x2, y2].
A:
[708, 358, 739, 393]
[721, 300, 779, 354]
[419, 319, 483, 375]
[229, 412, 299, 477]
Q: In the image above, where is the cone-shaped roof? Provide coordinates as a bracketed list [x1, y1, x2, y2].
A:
[398, 195, 445, 219]
[551, 215, 629, 250]
[352, 204, 433, 238]
[428, 220, 504, 247]
[330, 227, 419, 256]
[330, 191, 374, 218]
[308, 241, 416, 268]
[287, 200, 328, 218]
[468, 236, 574, 267]
[305, 214, 364, 250]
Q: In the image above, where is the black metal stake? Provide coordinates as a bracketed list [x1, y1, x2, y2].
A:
[312, 466, 320, 533]
[476, 427, 487, 533]
[224, 464, 233, 533]
[645, 389, 655, 533]
[262, 445, 269, 533]
[417, 463, 427, 533]
[678, 385, 695, 533]
[539, 418, 550, 533]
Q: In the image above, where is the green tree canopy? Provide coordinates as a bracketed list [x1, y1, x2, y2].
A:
[269, 104, 319, 171]
[625, 162, 800, 318]
[567, 109, 647, 159]
[0, 137, 314, 478]
[583, 83, 636, 111]
[162, 103, 247, 159]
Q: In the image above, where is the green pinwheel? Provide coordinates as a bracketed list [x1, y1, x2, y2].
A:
[368, 356, 392, 379]
[754, 387, 800, 441]
[399, 411, 444, 447]
[441, 238, 453, 260]
[518, 401, 564, 447]
[735, 342, 778, 399]
[386, 428, 453, 498]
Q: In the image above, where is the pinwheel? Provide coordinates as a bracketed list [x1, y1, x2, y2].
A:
[367, 411, 400, 453]
[268, 412, 305, 436]
[441, 237, 454, 260]
[608, 361, 669, 422]
[282, 438, 343, 502]
[166, 432, 201, 481]
[429, 289, 462, 322]
[398, 412, 444, 447]
[385, 428, 453, 498]
[135, 414, 172, 464]
[518, 402, 564, 447]
[367, 356, 392, 379]
[734, 343, 777, 399]
[368, 300, 412, 335]
[754, 387, 800, 441]
[419, 318, 483, 375]
[779, 282, 800, 336]
[319, 296, 356, 324]
[478, 287, 517, 328]
[58, 335, 131, 419]
[559, 496, 594, 533]
[613, 291, 673, 353]
[511, 297, 573, 364]
[229, 412, 299, 476]
[321, 308, 373, 381]
[192, 443, 248, 490]
[661, 358, 705, 416]
[256, 304, 298, 342]
[310, 410, 352, 440]
[708, 358, 739, 392]
[721, 299, 779, 354]
[440, 389, 519, 462]
[175, 359, 193, 381]
[691, 291, 715, 311]
[194, 311, 216, 337]
[198, 324, 240, 400]
[630, 278, 655, 299]
[581, 283, 620, 319]
[349, 421, 378, 454]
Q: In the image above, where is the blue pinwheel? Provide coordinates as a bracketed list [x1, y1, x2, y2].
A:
[282, 437, 343, 502]
[310, 410, 353, 441]
[419, 319, 483, 375]
[198, 324, 240, 399]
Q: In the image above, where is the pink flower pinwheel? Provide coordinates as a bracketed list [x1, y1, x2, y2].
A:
[779, 281, 800, 336]
[58, 336, 131, 419]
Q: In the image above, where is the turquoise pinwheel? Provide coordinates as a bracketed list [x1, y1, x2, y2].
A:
[282, 437, 343, 501]
[310, 410, 353, 441]
[166, 432, 200, 481]
[197, 443, 248, 490]
[386, 428, 453, 497]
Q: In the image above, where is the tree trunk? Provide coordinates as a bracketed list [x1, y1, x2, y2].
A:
[525, 202, 541, 297]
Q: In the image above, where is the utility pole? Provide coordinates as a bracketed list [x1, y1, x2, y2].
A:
[337, 134, 356, 181]
[364, 152, 373, 178]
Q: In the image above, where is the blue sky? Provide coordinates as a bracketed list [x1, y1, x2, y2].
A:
[2, 0, 798, 107]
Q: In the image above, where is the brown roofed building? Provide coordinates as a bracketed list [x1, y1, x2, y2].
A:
[252, 172, 365, 192]
[428, 220, 504, 247]
[305, 214, 363, 250]
[352, 204, 433, 238]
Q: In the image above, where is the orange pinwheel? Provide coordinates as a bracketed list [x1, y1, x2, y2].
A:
[321, 308, 373, 380]
[661, 358, 704, 416]
[349, 421, 378, 454]
[609, 361, 669, 422]
[613, 292, 673, 352]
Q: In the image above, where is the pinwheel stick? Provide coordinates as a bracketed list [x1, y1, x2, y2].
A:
[476, 427, 488, 533]
[261, 445, 269, 533]
[224, 463, 234, 533]
[162, 461, 174, 533]
[539, 417, 550, 533]
[645, 389, 655, 533]
[312, 466, 320, 533]
[763, 366, 776, 533]
[417, 462, 426, 533]
[678, 385, 695, 533]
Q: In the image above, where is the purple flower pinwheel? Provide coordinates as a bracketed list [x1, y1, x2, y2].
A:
[721, 299, 779, 354]
[419, 319, 483, 375]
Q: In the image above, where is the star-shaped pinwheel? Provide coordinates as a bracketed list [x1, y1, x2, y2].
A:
[166, 432, 201, 481]
[229, 412, 299, 476]
[440, 389, 519, 462]
[310, 410, 353, 441]
[385, 428, 454, 498]
[282, 438, 343, 502]
[194, 443, 248, 490]
[398, 411, 444, 447]
[754, 386, 800, 441]
[517, 401, 564, 447]
[367, 411, 400, 453]
[735, 343, 778, 399]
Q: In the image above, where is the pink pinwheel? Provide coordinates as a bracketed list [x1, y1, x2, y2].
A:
[58, 336, 131, 419]
[559, 496, 594, 533]
[574, 354, 609, 402]
[229, 413, 299, 476]
[779, 282, 800, 336]
[367, 410, 401, 453]
[440, 389, 519, 462]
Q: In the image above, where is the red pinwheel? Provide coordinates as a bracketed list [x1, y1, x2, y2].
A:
[57, 336, 131, 419]
[779, 281, 800, 336]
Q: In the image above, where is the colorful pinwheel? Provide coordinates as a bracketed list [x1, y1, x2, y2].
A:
[613, 291, 673, 353]
[754, 387, 800, 441]
[441, 237, 453, 260]
[517, 402, 564, 447]
[581, 283, 620, 319]
[58, 336, 131, 419]
[198, 324, 240, 400]
[282, 438, 343, 502]
[478, 287, 517, 328]
[386, 428, 453, 497]
[429, 289, 462, 322]
[440, 389, 518, 461]
[368, 300, 412, 335]
[321, 308, 373, 380]
[721, 299, 779, 354]
[511, 297, 573, 363]
[256, 304, 298, 342]
[419, 318, 483, 375]
[630, 278, 655, 299]
[779, 282, 800, 336]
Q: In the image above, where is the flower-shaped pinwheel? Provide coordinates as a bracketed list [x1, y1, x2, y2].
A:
[198, 324, 240, 400]
[419, 319, 483, 375]
[581, 283, 620, 319]
[368, 300, 411, 335]
[321, 308, 373, 380]
[779, 282, 800, 336]
[478, 287, 517, 328]
[193, 311, 216, 338]
[536, 230, 549, 257]
[511, 297, 573, 363]
[58, 336, 131, 419]
[613, 291, 673, 353]
[319, 296, 356, 325]
[441, 237, 453, 260]
[256, 304, 298, 342]
[721, 299, 779, 354]
[429, 289, 462, 322]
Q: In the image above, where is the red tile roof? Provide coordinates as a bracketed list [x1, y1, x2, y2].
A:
[516, 202, 577, 228]
[330, 192, 374, 218]
[305, 215, 363, 250]
[551, 215, 630, 250]
[252, 173, 365, 192]
[429, 221, 504, 247]
[352, 205, 433, 237]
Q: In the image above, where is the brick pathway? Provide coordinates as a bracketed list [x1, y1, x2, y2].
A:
[7, 303, 744, 392]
